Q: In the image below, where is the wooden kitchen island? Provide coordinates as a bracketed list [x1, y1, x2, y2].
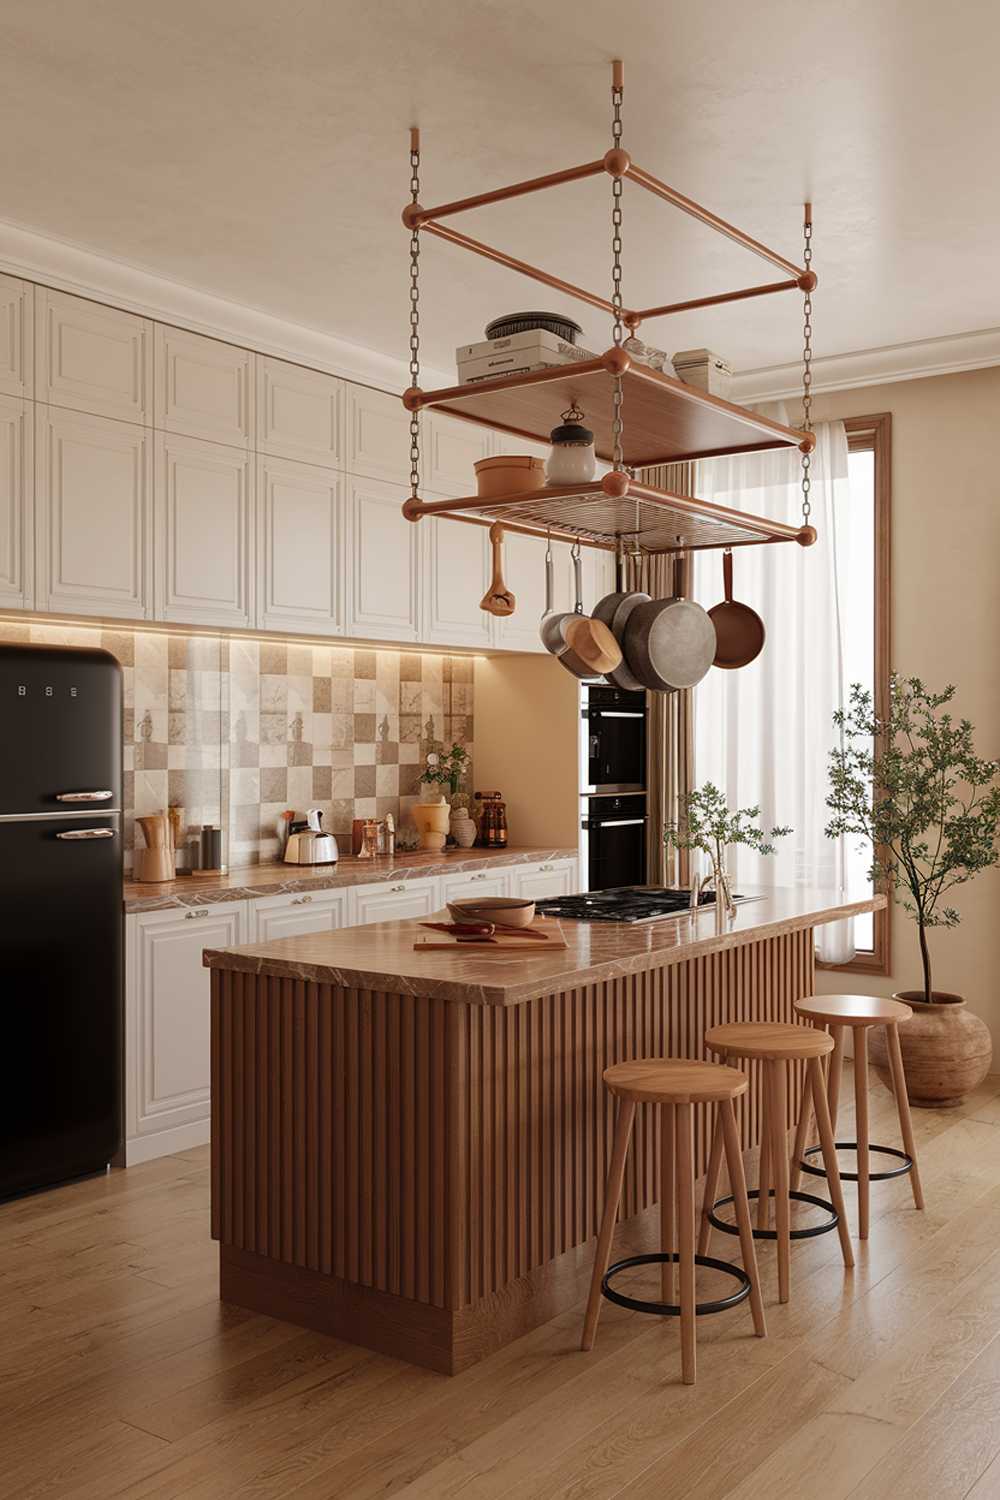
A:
[204, 888, 881, 1373]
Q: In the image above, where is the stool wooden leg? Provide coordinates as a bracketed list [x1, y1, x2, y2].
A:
[676, 1102, 696, 1385]
[756, 1081, 772, 1231]
[698, 1111, 724, 1257]
[769, 1060, 791, 1304]
[720, 1097, 767, 1338]
[581, 1097, 635, 1352]
[789, 1062, 814, 1194]
[808, 1056, 854, 1268]
[661, 1103, 676, 1302]
[855, 1027, 871, 1241]
[886, 1022, 925, 1210]
[827, 1025, 846, 1135]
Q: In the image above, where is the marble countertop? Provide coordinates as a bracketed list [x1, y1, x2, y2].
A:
[124, 845, 577, 914]
[203, 887, 885, 1007]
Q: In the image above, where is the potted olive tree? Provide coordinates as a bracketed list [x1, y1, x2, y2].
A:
[826, 677, 1000, 1107]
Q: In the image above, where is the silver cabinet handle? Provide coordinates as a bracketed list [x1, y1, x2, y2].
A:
[471, 872, 488, 882]
[390, 884, 406, 893]
[56, 827, 116, 840]
[540, 863, 555, 871]
[185, 908, 210, 919]
[56, 790, 114, 802]
[596, 818, 646, 827]
[291, 895, 313, 906]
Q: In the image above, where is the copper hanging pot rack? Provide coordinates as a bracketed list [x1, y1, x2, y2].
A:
[399, 60, 817, 558]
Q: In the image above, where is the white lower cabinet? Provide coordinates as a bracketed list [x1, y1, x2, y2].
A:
[348, 877, 441, 926]
[251, 888, 350, 942]
[125, 900, 248, 1163]
[441, 867, 512, 903]
[508, 859, 578, 900]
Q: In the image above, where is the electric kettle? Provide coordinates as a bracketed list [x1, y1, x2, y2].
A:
[283, 808, 339, 865]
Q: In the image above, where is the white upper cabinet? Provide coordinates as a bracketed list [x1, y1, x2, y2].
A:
[346, 475, 420, 642]
[154, 326, 253, 447]
[423, 411, 492, 497]
[0, 275, 32, 398]
[421, 515, 493, 649]
[36, 289, 151, 424]
[0, 395, 32, 607]
[346, 383, 410, 486]
[257, 454, 344, 636]
[155, 432, 253, 627]
[36, 405, 151, 618]
[492, 531, 569, 651]
[257, 356, 345, 468]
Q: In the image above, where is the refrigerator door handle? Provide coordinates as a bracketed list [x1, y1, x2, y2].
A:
[55, 790, 114, 802]
[56, 827, 117, 841]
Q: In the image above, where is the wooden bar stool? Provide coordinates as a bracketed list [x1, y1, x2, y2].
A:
[701, 1023, 854, 1305]
[792, 995, 925, 1240]
[581, 1058, 766, 1386]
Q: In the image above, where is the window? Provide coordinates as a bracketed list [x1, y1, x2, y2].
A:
[823, 413, 891, 974]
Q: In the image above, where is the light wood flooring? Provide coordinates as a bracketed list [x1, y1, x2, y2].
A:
[4, 1064, 1000, 1499]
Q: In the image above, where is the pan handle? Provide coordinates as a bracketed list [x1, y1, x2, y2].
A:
[672, 551, 688, 601]
[723, 547, 734, 602]
[614, 536, 626, 593]
[572, 540, 584, 615]
[544, 534, 554, 616]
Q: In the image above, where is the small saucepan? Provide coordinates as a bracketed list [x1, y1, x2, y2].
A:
[622, 554, 717, 693]
[708, 548, 765, 669]
[539, 541, 622, 678]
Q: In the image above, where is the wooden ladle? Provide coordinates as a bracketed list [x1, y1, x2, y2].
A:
[480, 523, 516, 617]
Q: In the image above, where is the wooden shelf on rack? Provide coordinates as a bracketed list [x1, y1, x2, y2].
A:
[413, 355, 810, 470]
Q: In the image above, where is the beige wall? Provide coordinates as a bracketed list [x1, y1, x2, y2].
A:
[811, 366, 1000, 1053]
[473, 655, 581, 850]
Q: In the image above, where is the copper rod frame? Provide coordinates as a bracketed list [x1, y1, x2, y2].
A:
[411, 159, 607, 227]
[436, 510, 611, 551]
[405, 483, 605, 520]
[632, 276, 802, 323]
[626, 478, 807, 542]
[421, 221, 624, 319]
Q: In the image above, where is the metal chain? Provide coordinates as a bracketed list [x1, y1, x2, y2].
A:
[408, 140, 422, 499]
[800, 213, 813, 526]
[610, 82, 626, 472]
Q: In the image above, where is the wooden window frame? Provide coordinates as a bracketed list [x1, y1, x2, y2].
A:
[818, 412, 892, 976]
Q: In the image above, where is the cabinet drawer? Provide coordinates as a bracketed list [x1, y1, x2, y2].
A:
[440, 868, 511, 903]
[508, 860, 578, 900]
[349, 877, 440, 926]
[250, 889, 350, 942]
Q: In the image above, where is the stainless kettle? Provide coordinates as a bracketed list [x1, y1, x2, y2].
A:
[283, 808, 339, 865]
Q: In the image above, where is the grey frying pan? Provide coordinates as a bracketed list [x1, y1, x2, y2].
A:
[708, 548, 766, 669]
[622, 554, 716, 693]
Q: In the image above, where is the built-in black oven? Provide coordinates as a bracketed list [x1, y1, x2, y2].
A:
[581, 793, 648, 891]
[581, 682, 647, 793]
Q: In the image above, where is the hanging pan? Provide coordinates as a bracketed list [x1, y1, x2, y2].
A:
[592, 539, 650, 692]
[621, 553, 717, 693]
[542, 541, 622, 678]
[708, 548, 766, 669]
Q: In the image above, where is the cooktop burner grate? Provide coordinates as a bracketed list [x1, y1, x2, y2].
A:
[534, 886, 738, 924]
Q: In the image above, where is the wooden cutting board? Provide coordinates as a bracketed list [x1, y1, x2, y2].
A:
[413, 919, 568, 953]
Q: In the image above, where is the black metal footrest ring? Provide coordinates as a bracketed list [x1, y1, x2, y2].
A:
[799, 1141, 912, 1183]
[600, 1252, 751, 1317]
[707, 1188, 839, 1242]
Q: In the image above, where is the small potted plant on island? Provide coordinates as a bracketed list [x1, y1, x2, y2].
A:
[826, 677, 1000, 1107]
[665, 782, 792, 916]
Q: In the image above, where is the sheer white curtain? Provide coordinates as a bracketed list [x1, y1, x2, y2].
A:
[690, 408, 860, 962]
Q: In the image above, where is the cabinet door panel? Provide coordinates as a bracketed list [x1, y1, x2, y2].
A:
[347, 476, 419, 641]
[347, 384, 410, 484]
[494, 532, 573, 651]
[423, 412, 491, 497]
[251, 890, 350, 942]
[0, 274, 32, 398]
[0, 395, 31, 607]
[349, 878, 440, 926]
[36, 288, 150, 423]
[258, 455, 343, 635]
[131, 903, 246, 1139]
[155, 326, 252, 446]
[421, 515, 492, 648]
[36, 405, 151, 618]
[258, 357, 344, 467]
[441, 868, 512, 903]
[156, 433, 252, 627]
[509, 860, 579, 899]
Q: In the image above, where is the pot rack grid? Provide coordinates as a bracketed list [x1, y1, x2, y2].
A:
[400, 60, 817, 557]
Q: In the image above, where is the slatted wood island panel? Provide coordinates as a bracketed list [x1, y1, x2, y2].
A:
[205, 888, 881, 1373]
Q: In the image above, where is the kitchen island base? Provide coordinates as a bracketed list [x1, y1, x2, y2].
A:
[211, 921, 817, 1373]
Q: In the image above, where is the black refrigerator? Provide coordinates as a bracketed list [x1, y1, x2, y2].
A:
[0, 643, 124, 1199]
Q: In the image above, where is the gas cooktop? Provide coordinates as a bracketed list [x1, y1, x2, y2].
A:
[534, 886, 745, 924]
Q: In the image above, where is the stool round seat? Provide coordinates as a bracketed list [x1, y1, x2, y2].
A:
[604, 1058, 748, 1105]
[705, 1022, 834, 1061]
[794, 994, 913, 1028]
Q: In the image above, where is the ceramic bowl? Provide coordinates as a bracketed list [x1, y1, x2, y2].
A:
[447, 897, 536, 929]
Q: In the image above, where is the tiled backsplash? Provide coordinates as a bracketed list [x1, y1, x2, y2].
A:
[0, 618, 473, 870]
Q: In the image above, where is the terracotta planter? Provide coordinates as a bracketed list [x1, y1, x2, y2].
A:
[868, 991, 993, 1108]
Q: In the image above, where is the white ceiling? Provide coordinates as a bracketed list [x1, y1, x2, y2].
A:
[2, 0, 998, 382]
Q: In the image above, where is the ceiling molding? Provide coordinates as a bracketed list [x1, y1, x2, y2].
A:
[733, 326, 1000, 403]
[0, 217, 453, 393]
